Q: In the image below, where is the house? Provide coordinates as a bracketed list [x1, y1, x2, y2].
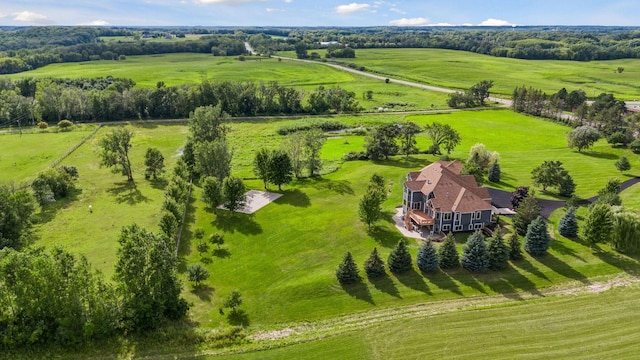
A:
[402, 160, 493, 237]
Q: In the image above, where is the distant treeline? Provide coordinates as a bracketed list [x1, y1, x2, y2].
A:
[0, 30, 246, 74]
[0, 77, 360, 126]
[3, 26, 640, 75]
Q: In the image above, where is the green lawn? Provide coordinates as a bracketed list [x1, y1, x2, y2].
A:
[0, 127, 97, 185]
[29, 110, 640, 344]
[281, 48, 640, 100]
[1, 53, 448, 112]
[620, 183, 640, 211]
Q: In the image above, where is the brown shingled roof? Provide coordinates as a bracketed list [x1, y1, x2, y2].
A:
[405, 161, 492, 213]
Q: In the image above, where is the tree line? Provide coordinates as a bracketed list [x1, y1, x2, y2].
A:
[0, 78, 360, 127]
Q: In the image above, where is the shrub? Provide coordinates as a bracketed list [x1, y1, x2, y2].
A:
[343, 151, 369, 161]
[277, 119, 347, 135]
[630, 138, 640, 154]
[57, 119, 73, 130]
[37, 121, 48, 129]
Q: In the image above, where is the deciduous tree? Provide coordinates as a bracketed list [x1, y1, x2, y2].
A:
[398, 121, 421, 157]
[187, 263, 210, 287]
[253, 148, 272, 189]
[222, 176, 246, 213]
[567, 126, 600, 152]
[268, 150, 293, 191]
[99, 127, 134, 181]
[144, 148, 165, 180]
[201, 176, 223, 211]
[583, 203, 613, 247]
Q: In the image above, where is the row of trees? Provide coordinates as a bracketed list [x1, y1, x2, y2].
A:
[337, 222, 552, 285]
[447, 80, 494, 108]
[0, 78, 360, 126]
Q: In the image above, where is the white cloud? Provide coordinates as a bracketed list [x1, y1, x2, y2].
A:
[389, 17, 429, 26]
[390, 7, 406, 14]
[79, 19, 109, 26]
[336, 3, 371, 14]
[13, 11, 51, 24]
[266, 8, 284, 12]
[195, 0, 266, 4]
[479, 18, 514, 26]
[0, 12, 6, 18]
[284, 0, 293, 3]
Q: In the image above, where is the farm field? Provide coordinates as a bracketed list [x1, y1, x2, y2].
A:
[0, 127, 97, 185]
[0, 53, 449, 112]
[281, 48, 640, 100]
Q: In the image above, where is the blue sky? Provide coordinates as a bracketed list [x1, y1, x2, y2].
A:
[1, 0, 639, 27]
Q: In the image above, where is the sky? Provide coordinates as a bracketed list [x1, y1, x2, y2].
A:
[0, 0, 639, 27]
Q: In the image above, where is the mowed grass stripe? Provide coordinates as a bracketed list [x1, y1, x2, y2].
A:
[214, 285, 640, 359]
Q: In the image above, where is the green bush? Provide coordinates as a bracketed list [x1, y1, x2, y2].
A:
[36, 121, 48, 129]
[57, 119, 73, 130]
[277, 119, 347, 135]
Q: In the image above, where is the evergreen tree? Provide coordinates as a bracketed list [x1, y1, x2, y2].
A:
[416, 240, 439, 272]
[336, 252, 360, 284]
[558, 207, 578, 238]
[615, 156, 631, 172]
[487, 161, 501, 182]
[387, 239, 413, 274]
[487, 230, 510, 270]
[524, 216, 551, 256]
[558, 174, 576, 197]
[461, 231, 489, 272]
[507, 228, 523, 261]
[583, 203, 614, 247]
[364, 247, 386, 278]
[437, 233, 460, 269]
[513, 191, 541, 235]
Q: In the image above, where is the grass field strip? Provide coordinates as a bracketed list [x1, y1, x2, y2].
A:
[200, 273, 640, 357]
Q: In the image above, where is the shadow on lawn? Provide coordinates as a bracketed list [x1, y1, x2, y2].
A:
[149, 177, 168, 191]
[227, 309, 250, 327]
[579, 151, 619, 160]
[511, 257, 550, 282]
[213, 248, 231, 258]
[341, 281, 375, 305]
[593, 249, 640, 276]
[535, 252, 590, 284]
[214, 211, 262, 235]
[190, 284, 214, 302]
[33, 188, 82, 225]
[550, 240, 587, 262]
[305, 177, 355, 196]
[107, 181, 150, 205]
[373, 156, 427, 169]
[275, 189, 311, 207]
[428, 270, 462, 295]
[394, 269, 432, 295]
[368, 223, 405, 248]
[369, 274, 402, 298]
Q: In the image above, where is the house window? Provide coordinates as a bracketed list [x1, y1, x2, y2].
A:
[468, 224, 473, 230]
[454, 212, 461, 221]
[442, 224, 451, 232]
[436, 213, 440, 220]
[412, 202, 421, 210]
[454, 225, 463, 232]
[443, 212, 452, 221]
[474, 223, 484, 230]
[473, 211, 482, 220]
